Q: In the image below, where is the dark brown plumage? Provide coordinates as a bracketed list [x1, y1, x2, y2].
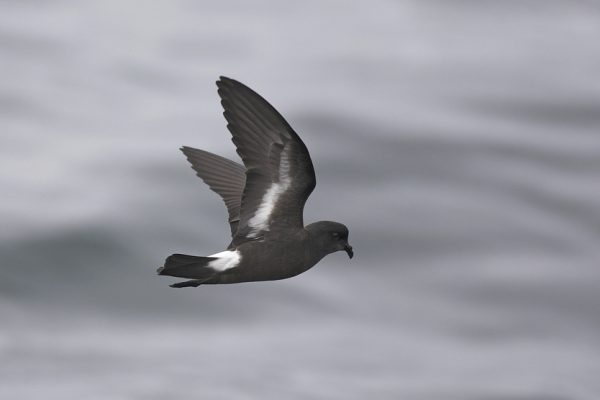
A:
[158, 77, 352, 288]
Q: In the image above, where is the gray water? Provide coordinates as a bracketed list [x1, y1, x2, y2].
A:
[2, 1, 600, 399]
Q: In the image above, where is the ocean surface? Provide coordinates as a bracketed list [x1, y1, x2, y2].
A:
[1, 1, 600, 399]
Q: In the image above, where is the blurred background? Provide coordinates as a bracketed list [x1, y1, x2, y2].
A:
[1, 1, 600, 399]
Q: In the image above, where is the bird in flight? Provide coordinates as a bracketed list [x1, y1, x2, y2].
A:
[158, 77, 353, 288]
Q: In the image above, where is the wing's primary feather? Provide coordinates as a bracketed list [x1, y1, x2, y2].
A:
[216, 77, 316, 246]
[180, 146, 246, 236]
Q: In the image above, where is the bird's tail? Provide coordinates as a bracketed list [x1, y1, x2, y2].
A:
[157, 254, 218, 281]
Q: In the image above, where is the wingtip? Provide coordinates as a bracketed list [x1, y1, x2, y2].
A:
[217, 76, 247, 90]
[217, 76, 233, 86]
[179, 146, 191, 160]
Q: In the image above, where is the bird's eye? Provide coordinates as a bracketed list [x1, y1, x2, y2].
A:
[332, 232, 340, 239]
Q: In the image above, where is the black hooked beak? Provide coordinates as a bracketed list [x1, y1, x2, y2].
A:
[344, 243, 354, 259]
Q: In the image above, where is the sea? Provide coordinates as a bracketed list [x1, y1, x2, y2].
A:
[1, 1, 600, 399]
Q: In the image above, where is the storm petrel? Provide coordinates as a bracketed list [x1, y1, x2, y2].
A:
[158, 77, 353, 288]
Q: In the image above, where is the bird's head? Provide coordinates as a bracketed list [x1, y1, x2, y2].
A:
[306, 221, 353, 259]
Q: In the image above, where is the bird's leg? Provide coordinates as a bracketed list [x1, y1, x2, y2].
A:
[169, 279, 207, 288]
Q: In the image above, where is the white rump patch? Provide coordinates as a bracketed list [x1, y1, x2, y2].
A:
[207, 250, 241, 272]
[247, 145, 292, 237]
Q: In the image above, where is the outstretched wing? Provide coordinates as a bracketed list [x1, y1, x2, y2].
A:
[180, 146, 246, 236]
[216, 77, 316, 246]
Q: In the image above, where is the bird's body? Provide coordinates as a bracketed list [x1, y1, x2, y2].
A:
[158, 77, 352, 288]
[204, 230, 317, 285]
